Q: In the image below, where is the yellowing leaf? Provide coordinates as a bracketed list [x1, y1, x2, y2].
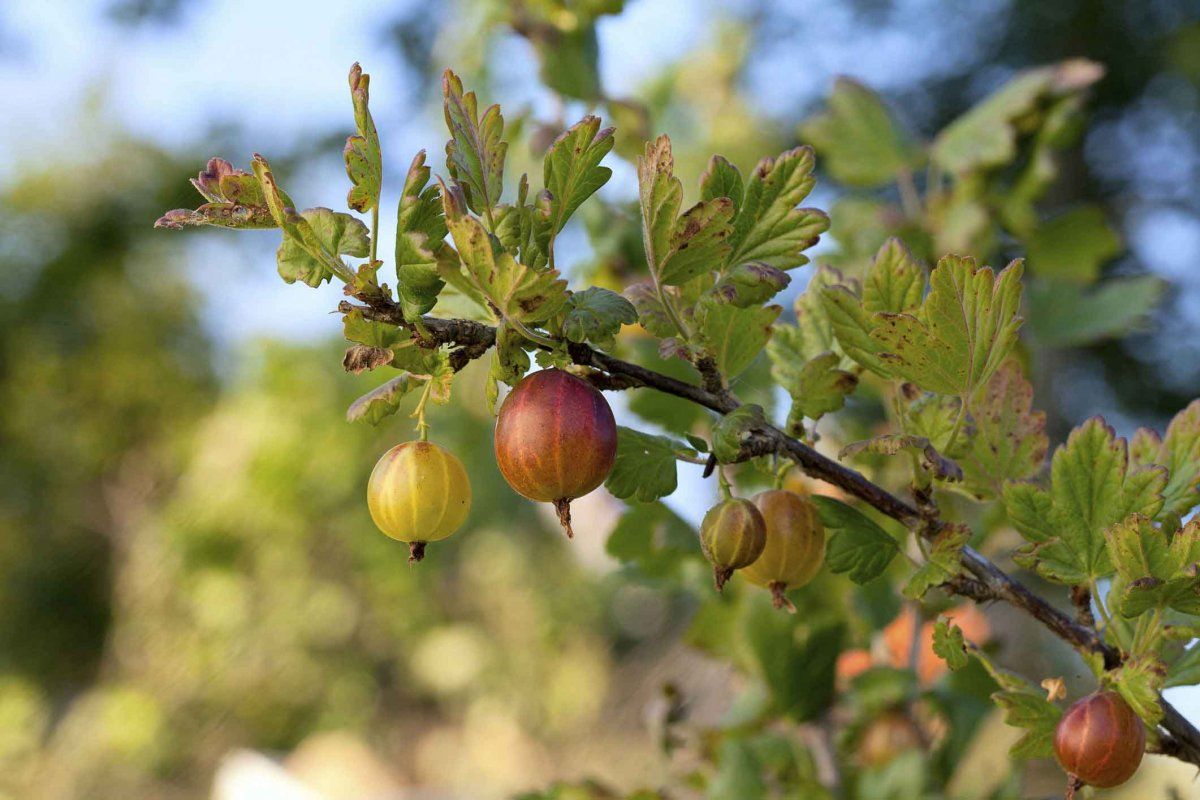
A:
[871, 254, 1024, 397]
[344, 63, 382, 213]
[444, 212, 567, 324]
[958, 361, 1048, 500]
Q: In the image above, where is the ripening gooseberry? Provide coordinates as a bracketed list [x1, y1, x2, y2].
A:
[699, 497, 766, 591]
[494, 368, 617, 537]
[1054, 690, 1145, 789]
[367, 441, 471, 562]
[740, 489, 826, 611]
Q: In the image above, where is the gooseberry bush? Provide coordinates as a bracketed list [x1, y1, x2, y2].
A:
[157, 55, 1200, 798]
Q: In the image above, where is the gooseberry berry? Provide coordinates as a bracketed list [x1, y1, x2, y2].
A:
[699, 497, 767, 591]
[1053, 690, 1145, 789]
[367, 440, 471, 562]
[494, 368, 617, 537]
[740, 489, 825, 611]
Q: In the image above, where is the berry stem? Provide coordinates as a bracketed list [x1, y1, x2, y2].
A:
[553, 498, 574, 539]
[408, 541, 427, 563]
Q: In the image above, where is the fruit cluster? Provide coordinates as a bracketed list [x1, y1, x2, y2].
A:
[365, 367, 825, 609]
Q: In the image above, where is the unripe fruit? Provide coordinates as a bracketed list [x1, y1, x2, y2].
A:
[699, 498, 766, 591]
[740, 489, 825, 611]
[1054, 690, 1145, 789]
[494, 368, 617, 538]
[367, 441, 471, 562]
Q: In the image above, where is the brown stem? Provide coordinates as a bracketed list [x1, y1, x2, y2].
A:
[408, 541, 426, 564]
[553, 498, 574, 539]
[336, 297, 1200, 768]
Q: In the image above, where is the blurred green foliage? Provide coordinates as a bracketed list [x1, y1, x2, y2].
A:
[5, 2, 1200, 800]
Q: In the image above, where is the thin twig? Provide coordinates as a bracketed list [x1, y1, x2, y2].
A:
[335, 295, 1200, 767]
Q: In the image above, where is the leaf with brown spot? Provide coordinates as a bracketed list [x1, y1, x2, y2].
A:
[870, 254, 1024, 398]
[956, 361, 1048, 500]
[444, 213, 567, 324]
[342, 345, 394, 374]
[637, 135, 735, 287]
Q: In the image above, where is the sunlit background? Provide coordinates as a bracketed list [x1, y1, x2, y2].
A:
[3, 0, 1200, 798]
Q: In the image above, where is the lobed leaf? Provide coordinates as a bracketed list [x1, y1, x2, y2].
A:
[1004, 417, 1167, 585]
[695, 301, 781, 379]
[801, 77, 922, 188]
[344, 63, 382, 213]
[277, 207, 369, 286]
[541, 116, 614, 238]
[394, 151, 450, 322]
[904, 524, 969, 599]
[813, 496, 899, 584]
[606, 427, 697, 503]
[870, 254, 1024, 398]
[957, 361, 1048, 500]
[931, 618, 969, 671]
[561, 287, 637, 348]
[444, 209, 568, 324]
[637, 135, 734, 287]
[726, 146, 829, 270]
[1107, 515, 1200, 617]
[442, 69, 507, 216]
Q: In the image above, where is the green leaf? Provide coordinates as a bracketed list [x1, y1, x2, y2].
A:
[1110, 655, 1166, 726]
[486, 324, 531, 413]
[742, 596, 842, 721]
[801, 77, 922, 187]
[957, 361, 1048, 500]
[1028, 275, 1164, 347]
[870, 255, 1024, 398]
[863, 238, 924, 314]
[898, 391, 964, 456]
[1004, 417, 1167, 585]
[542, 116, 614, 237]
[394, 151, 448, 321]
[606, 501, 698, 579]
[818, 240, 924, 377]
[346, 374, 420, 425]
[931, 60, 1103, 174]
[813, 496, 899, 584]
[1026, 206, 1121, 286]
[1130, 400, 1200, 519]
[767, 341, 858, 423]
[529, 25, 603, 101]
[793, 266, 852, 365]
[700, 154, 745, 213]
[840, 434, 962, 483]
[442, 69, 507, 216]
[1166, 644, 1200, 689]
[277, 207, 370, 287]
[561, 287, 637, 348]
[932, 618, 969, 671]
[695, 302, 781, 379]
[969, 648, 1063, 760]
[637, 135, 734, 287]
[711, 405, 767, 464]
[1107, 515, 1200, 617]
[726, 146, 829, 270]
[344, 63, 382, 213]
[708, 739, 767, 800]
[605, 427, 696, 503]
[444, 210, 567, 324]
[710, 262, 791, 308]
[624, 283, 676, 339]
[903, 524, 969, 599]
